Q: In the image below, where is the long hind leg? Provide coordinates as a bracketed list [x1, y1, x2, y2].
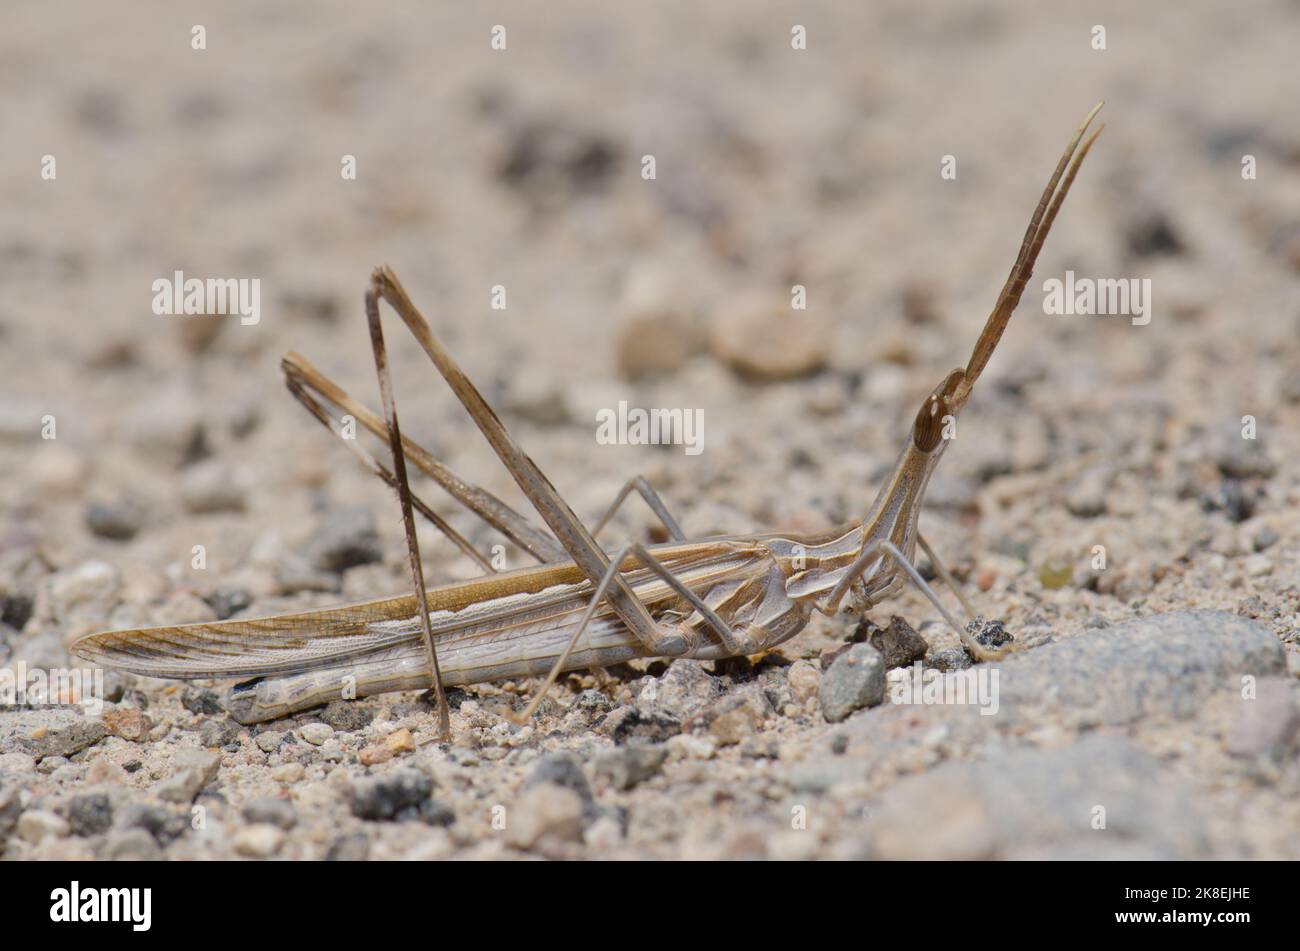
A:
[363, 266, 701, 660]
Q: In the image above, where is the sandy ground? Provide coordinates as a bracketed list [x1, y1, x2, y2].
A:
[1, 1, 1299, 859]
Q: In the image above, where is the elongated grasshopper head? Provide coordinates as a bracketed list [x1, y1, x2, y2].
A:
[911, 369, 966, 454]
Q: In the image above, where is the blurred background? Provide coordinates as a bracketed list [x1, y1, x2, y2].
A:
[1, 0, 1298, 858]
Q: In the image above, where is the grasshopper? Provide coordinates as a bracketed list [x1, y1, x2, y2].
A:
[75, 103, 1104, 737]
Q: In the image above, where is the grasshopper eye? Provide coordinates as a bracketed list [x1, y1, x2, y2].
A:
[912, 369, 964, 452]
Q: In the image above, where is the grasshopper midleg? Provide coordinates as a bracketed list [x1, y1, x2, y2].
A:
[73, 103, 1104, 726]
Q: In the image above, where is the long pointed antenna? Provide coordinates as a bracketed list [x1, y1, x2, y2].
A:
[953, 101, 1104, 409]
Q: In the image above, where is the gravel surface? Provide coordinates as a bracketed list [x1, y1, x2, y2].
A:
[2, 1, 1299, 860]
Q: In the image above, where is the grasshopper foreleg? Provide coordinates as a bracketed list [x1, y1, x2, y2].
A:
[822, 539, 1010, 662]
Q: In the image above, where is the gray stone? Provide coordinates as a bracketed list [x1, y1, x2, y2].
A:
[997, 611, 1285, 727]
[927, 647, 972, 671]
[867, 736, 1210, 860]
[155, 749, 220, 803]
[181, 688, 224, 716]
[121, 802, 188, 845]
[242, 796, 298, 830]
[648, 660, 724, 719]
[319, 701, 375, 732]
[67, 793, 113, 836]
[1224, 677, 1297, 759]
[595, 744, 667, 790]
[0, 785, 21, 848]
[820, 644, 886, 723]
[180, 460, 247, 513]
[692, 687, 771, 745]
[506, 784, 586, 850]
[255, 730, 285, 753]
[350, 767, 432, 822]
[2, 710, 107, 760]
[524, 752, 592, 806]
[84, 499, 147, 541]
[859, 616, 929, 669]
[572, 689, 613, 714]
[198, 718, 241, 748]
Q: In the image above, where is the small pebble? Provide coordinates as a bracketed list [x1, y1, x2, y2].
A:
[233, 823, 285, 858]
[242, 797, 298, 830]
[820, 644, 886, 723]
[17, 809, 69, 843]
[859, 615, 929, 669]
[350, 768, 432, 822]
[102, 707, 152, 742]
[320, 701, 375, 732]
[358, 745, 393, 766]
[84, 500, 146, 541]
[710, 295, 830, 381]
[384, 728, 415, 754]
[505, 785, 586, 850]
[594, 744, 667, 791]
[180, 460, 247, 514]
[930, 649, 972, 670]
[786, 660, 821, 704]
[66, 793, 113, 837]
[1243, 554, 1273, 578]
[300, 723, 334, 746]
[255, 731, 285, 753]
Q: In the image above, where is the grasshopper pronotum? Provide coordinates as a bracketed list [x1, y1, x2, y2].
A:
[75, 103, 1104, 738]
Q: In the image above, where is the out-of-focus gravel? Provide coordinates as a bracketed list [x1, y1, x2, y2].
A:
[2, 1, 1299, 860]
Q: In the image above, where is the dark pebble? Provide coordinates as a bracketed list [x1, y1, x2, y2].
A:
[85, 500, 146, 541]
[968, 616, 1014, 649]
[0, 592, 34, 630]
[350, 768, 433, 822]
[320, 701, 375, 732]
[857, 615, 929, 669]
[67, 793, 113, 837]
[594, 744, 667, 791]
[609, 708, 682, 745]
[573, 689, 613, 714]
[1201, 480, 1254, 523]
[926, 647, 972, 671]
[181, 688, 224, 716]
[419, 800, 456, 827]
[198, 718, 241, 748]
[122, 802, 189, 845]
[205, 587, 253, 620]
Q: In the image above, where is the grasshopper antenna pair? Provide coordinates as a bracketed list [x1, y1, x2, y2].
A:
[75, 103, 1104, 739]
